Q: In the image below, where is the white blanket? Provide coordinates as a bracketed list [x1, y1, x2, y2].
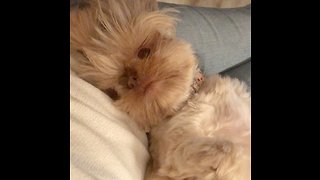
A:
[70, 70, 149, 180]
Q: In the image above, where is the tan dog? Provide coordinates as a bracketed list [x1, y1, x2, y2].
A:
[145, 75, 251, 180]
[70, 0, 198, 132]
[70, 1, 250, 179]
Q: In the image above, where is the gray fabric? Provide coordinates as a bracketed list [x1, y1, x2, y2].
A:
[221, 60, 251, 91]
[159, 3, 251, 75]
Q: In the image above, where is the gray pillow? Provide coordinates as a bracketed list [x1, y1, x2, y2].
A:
[159, 3, 251, 75]
[221, 60, 251, 91]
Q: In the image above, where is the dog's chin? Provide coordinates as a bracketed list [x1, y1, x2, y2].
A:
[113, 76, 194, 132]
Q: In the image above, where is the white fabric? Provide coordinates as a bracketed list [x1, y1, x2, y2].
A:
[70, 70, 149, 180]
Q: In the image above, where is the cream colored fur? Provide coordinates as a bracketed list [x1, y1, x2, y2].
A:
[70, 1, 250, 179]
[146, 75, 251, 180]
[70, 0, 198, 132]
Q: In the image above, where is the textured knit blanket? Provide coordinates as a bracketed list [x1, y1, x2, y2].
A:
[70, 70, 149, 180]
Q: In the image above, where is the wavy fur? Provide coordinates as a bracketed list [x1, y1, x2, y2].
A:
[146, 75, 251, 180]
[70, 0, 198, 131]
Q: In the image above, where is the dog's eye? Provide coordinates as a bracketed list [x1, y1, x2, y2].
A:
[138, 48, 150, 59]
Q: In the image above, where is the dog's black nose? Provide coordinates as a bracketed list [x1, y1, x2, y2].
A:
[128, 75, 138, 89]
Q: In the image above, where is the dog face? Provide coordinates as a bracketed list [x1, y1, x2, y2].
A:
[113, 35, 198, 131]
[70, 1, 198, 131]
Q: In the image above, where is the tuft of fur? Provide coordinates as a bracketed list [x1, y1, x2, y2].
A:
[70, 0, 198, 132]
[146, 75, 251, 180]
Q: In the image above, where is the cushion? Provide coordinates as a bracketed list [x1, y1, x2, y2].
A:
[159, 3, 251, 75]
[222, 60, 251, 91]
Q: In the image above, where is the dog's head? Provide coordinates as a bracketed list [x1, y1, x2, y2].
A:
[70, 0, 198, 131]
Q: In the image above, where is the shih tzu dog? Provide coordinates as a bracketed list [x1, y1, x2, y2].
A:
[70, 0, 199, 132]
[145, 75, 250, 180]
[70, 0, 250, 179]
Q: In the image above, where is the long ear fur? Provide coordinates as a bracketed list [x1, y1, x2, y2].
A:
[70, 0, 178, 90]
[70, 0, 159, 48]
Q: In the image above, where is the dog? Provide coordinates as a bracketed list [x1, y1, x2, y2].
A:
[145, 75, 251, 180]
[70, 0, 199, 132]
[70, 1, 250, 179]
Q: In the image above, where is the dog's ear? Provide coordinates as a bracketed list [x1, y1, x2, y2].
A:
[130, 9, 179, 53]
[90, 0, 158, 30]
[70, 48, 122, 90]
[70, 6, 98, 50]
[70, 0, 164, 53]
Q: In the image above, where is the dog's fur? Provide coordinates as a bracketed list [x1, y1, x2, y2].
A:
[70, 0, 198, 132]
[70, 1, 250, 179]
[145, 75, 251, 180]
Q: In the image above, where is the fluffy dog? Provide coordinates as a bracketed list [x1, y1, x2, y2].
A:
[70, 0, 198, 132]
[70, 1, 251, 179]
[145, 75, 251, 180]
